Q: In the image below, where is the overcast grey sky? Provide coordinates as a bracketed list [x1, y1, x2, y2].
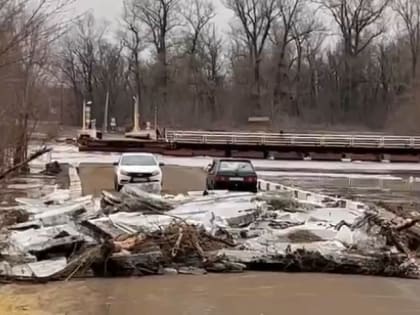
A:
[72, 0, 359, 55]
[74, 0, 233, 29]
[75, 0, 121, 21]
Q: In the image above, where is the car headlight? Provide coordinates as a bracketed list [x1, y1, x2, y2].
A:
[151, 170, 160, 176]
[120, 170, 130, 176]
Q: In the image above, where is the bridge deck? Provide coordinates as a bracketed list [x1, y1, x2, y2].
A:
[78, 130, 420, 162]
[166, 131, 420, 149]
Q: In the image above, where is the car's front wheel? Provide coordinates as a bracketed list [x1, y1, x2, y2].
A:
[114, 177, 122, 192]
[205, 179, 212, 191]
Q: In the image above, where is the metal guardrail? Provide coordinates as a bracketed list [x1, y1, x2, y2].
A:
[166, 130, 420, 149]
[257, 179, 366, 211]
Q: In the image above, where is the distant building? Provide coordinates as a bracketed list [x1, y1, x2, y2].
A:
[247, 116, 271, 131]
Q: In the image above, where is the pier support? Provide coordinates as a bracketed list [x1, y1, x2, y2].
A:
[132, 96, 140, 132]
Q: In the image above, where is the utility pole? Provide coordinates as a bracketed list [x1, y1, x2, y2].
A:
[60, 84, 64, 125]
[103, 90, 109, 133]
[154, 102, 158, 130]
[82, 100, 86, 130]
[132, 95, 140, 132]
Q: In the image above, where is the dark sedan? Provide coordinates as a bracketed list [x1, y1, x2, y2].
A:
[205, 159, 258, 193]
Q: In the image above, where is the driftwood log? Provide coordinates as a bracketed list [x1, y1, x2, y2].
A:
[0, 146, 52, 181]
[335, 207, 420, 258]
[229, 247, 420, 279]
[89, 222, 237, 277]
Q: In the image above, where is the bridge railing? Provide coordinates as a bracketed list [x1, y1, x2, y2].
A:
[165, 130, 420, 149]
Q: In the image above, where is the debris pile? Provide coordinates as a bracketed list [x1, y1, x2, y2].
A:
[41, 161, 62, 176]
[94, 222, 239, 277]
[0, 146, 52, 180]
[1, 180, 420, 282]
[0, 209, 29, 229]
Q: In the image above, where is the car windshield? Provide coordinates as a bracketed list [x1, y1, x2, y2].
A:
[120, 155, 157, 166]
[219, 161, 254, 173]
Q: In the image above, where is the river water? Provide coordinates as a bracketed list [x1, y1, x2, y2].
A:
[2, 145, 420, 314]
[1, 273, 420, 315]
[261, 172, 420, 206]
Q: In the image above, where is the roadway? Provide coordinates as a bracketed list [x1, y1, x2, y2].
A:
[78, 163, 206, 196]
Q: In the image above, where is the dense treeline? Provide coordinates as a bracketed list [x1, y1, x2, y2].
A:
[2, 0, 420, 145]
[57, 0, 420, 132]
[0, 0, 73, 171]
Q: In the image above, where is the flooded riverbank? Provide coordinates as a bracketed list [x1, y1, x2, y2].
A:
[28, 143, 420, 204]
[1, 272, 420, 315]
[262, 172, 420, 206]
[0, 164, 68, 207]
[2, 144, 420, 315]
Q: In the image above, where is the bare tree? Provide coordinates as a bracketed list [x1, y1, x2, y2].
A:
[75, 14, 103, 105]
[321, 0, 390, 114]
[43, 0, 420, 133]
[322, 0, 390, 57]
[15, 16, 53, 163]
[179, 0, 215, 120]
[303, 31, 325, 109]
[134, 0, 180, 109]
[0, 0, 75, 170]
[122, 0, 147, 121]
[225, 0, 278, 113]
[0, 0, 74, 67]
[96, 40, 125, 127]
[58, 13, 108, 126]
[199, 23, 224, 119]
[182, 0, 215, 55]
[393, 0, 420, 78]
[271, 0, 307, 115]
[290, 12, 322, 116]
[59, 35, 84, 123]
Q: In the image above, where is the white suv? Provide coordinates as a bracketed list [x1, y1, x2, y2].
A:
[113, 153, 163, 191]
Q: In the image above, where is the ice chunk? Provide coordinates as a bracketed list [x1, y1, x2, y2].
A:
[42, 189, 71, 204]
[307, 208, 362, 225]
[121, 185, 174, 212]
[15, 198, 46, 207]
[125, 182, 162, 194]
[10, 257, 67, 278]
[8, 224, 93, 252]
[89, 212, 173, 235]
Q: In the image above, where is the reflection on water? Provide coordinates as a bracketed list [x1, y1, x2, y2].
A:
[2, 273, 420, 315]
[263, 173, 420, 205]
[0, 175, 57, 207]
[2, 167, 420, 315]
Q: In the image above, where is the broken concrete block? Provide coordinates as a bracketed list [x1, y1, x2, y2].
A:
[0, 257, 68, 279]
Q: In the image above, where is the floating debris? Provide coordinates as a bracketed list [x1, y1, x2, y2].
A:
[1, 177, 420, 282]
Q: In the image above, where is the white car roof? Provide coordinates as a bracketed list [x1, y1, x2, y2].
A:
[120, 153, 155, 157]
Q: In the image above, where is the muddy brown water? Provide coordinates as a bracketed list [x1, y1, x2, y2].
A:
[78, 163, 420, 207]
[0, 164, 69, 207]
[1, 273, 420, 315]
[2, 164, 420, 314]
[266, 173, 420, 206]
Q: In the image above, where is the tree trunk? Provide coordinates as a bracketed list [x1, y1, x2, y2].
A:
[412, 52, 418, 78]
[272, 45, 287, 115]
[342, 53, 352, 115]
[253, 58, 262, 114]
[293, 45, 303, 117]
[158, 49, 168, 113]
[134, 53, 143, 123]
[208, 87, 216, 121]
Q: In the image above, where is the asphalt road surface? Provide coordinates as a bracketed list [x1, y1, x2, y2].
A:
[78, 163, 206, 196]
